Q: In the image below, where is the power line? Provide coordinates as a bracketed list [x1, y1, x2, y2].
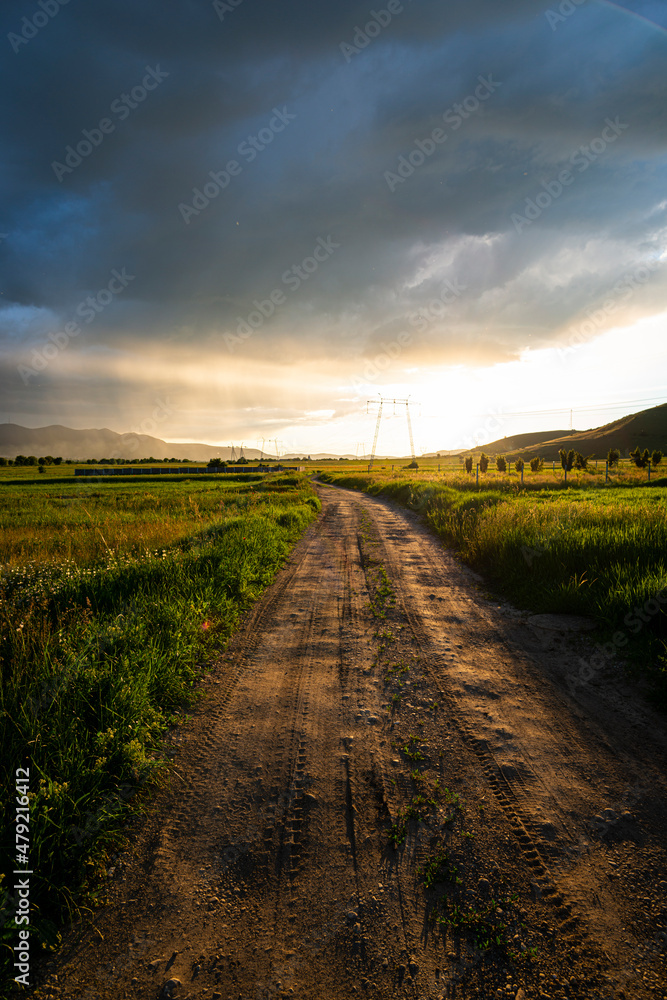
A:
[453, 392, 667, 422]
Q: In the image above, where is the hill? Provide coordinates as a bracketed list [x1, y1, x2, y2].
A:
[489, 404, 667, 460]
[472, 429, 573, 455]
[0, 424, 261, 462]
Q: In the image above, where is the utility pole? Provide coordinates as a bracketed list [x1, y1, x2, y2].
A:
[366, 397, 418, 471]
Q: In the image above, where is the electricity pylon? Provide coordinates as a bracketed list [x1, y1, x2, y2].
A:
[366, 397, 417, 471]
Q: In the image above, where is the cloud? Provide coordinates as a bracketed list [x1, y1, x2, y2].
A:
[1, 0, 666, 443]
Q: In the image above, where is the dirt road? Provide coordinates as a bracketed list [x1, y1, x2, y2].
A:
[43, 485, 667, 999]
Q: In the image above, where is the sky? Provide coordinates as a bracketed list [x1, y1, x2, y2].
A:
[1, 0, 666, 455]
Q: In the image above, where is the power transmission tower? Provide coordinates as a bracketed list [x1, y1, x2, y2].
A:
[230, 443, 237, 462]
[366, 397, 417, 471]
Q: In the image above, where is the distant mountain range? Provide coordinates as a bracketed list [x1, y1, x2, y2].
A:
[1, 403, 665, 462]
[0, 424, 264, 462]
[0, 424, 367, 462]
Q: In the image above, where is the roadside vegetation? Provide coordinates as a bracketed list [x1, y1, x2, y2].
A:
[320, 471, 667, 703]
[0, 472, 319, 978]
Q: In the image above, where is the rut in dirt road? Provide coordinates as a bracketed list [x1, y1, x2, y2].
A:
[46, 485, 667, 1000]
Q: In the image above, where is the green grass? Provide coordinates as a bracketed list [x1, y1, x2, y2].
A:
[0, 471, 292, 566]
[320, 471, 667, 702]
[0, 474, 319, 983]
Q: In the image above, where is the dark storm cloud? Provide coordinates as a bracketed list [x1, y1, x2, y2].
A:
[1, 0, 666, 406]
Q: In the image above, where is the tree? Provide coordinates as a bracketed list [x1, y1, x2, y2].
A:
[530, 456, 543, 473]
[465, 456, 473, 474]
[53, 457, 63, 465]
[207, 457, 223, 467]
[607, 448, 620, 468]
[559, 449, 575, 472]
[515, 457, 524, 473]
[574, 452, 588, 471]
[496, 455, 507, 473]
[630, 447, 650, 468]
[479, 452, 489, 474]
[652, 450, 662, 468]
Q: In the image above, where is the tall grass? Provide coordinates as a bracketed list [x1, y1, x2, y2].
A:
[320, 472, 667, 700]
[0, 479, 319, 979]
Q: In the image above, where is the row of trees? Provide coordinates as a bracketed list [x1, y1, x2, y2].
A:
[0, 456, 200, 467]
[464, 446, 663, 476]
[1, 455, 64, 467]
[466, 454, 542, 474]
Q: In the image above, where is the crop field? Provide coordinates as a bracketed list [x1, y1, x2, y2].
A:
[320, 469, 667, 702]
[0, 470, 319, 963]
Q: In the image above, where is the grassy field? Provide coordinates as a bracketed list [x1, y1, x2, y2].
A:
[320, 470, 667, 704]
[0, 471, 319, 978]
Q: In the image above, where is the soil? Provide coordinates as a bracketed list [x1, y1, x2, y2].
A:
[31, 484, 667, 999]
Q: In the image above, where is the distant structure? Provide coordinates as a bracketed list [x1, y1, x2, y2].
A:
[366, 397, 416, 471]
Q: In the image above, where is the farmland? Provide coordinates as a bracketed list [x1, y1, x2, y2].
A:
[0, 470, 319, 970]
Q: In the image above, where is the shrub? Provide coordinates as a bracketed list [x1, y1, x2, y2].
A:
[559, 449, 575, 472]
[607, 448, 620, 468]
[479, 453, 489, 474]
[496, 456, 507, 473]
[630, 447, 650, 468]
[530, 456, 543, 473]
[515, 457, 524, 473]
[464, 456, 473, 474]
[652, 450, 662, 468]
[574, 452, 588, 471]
